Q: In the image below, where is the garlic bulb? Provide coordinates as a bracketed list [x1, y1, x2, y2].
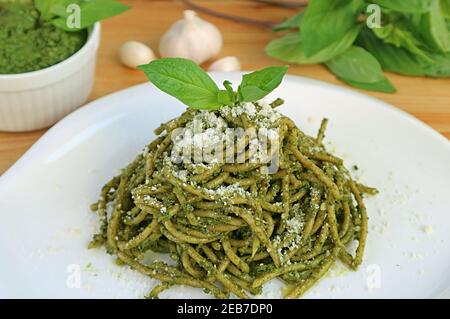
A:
[119, 41, 155, 69]
[208, 56, 241, 72]
[159, 10, 223, 64]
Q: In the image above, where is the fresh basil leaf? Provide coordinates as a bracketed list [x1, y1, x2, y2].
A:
[326, 46, 396, 93]
[358, 28, 450, 78]
[369, 0, 434, 13]
[50, 0, 129, 32]
[357, 28, 426, 76]
[372, 21, 433, 62]
[301, 0, 364, 57]
[410, 0, 450, 53]
[223, 81, 234, 95]
[266, 25, 361, 64]
[139, 58, 221, 110]
[221, 81, 237, 105]
[326, 46, 386, 83]
[342, 78, 396, 93]
[273, 12, 304, 32]
[238, 66, 288, 102]
[442, 0, 450, 18]
[420, 52, 450, 77]
[217, 90, 233, 106]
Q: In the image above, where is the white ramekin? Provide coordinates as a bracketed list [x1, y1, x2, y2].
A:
[0, 23, 101, 132]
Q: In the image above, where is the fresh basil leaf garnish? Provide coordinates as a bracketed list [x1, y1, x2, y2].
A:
[238, 66, 288, 102]
[139, 58, 288, 110]
[139, 58, 222, 110]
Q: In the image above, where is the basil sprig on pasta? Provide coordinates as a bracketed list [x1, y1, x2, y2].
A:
[139, 58, 288, 110]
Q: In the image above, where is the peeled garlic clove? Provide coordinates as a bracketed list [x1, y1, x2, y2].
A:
[208, 56, 241, 72]
[119, 41, 155, 69]
[159, 10, 223, 64]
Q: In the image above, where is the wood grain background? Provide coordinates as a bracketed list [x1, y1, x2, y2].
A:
[1, 0, 449, 174]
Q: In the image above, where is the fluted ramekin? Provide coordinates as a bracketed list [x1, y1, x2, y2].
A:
[0, 23, 101, 132]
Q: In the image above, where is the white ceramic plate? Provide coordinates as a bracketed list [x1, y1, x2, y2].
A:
[1, 73, 449, 299]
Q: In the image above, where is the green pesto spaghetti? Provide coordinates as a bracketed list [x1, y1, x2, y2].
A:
[89, 58, 377, 299]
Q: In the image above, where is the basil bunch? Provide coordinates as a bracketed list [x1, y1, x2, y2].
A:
[139, 58, 288, 110]
[266, 0, 450, 93]
[34, 0, 129, 31]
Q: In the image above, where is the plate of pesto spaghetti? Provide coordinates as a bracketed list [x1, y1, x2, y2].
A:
[0, 59, 449, 299]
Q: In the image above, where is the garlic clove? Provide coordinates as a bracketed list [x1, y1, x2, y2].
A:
[208, 56, 241, 72]
[119, 41, 156, 69]
[159, 10, 223, 64]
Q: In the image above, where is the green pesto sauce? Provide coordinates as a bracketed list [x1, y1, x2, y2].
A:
[0, 2, 87, 74]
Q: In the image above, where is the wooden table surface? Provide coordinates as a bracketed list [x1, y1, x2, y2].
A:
[1, 0, 449, 175]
